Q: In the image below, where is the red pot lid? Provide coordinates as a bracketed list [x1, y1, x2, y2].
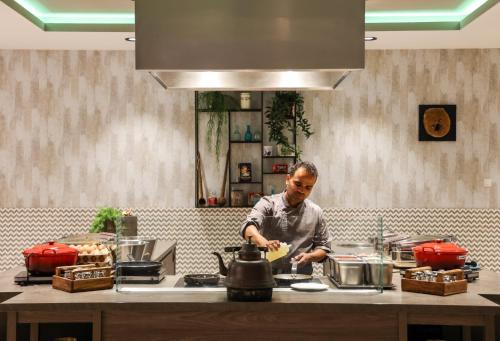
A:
[22, 241, 78, 256]
[413, 241, 468, 255]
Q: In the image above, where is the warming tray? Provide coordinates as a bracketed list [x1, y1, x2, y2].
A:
[329, 276, 395, 289]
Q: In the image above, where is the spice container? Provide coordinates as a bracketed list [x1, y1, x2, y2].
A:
[240, 92, 251, 109]
[52, 264, 113, 293]
[401, 266, 467, 296]
[231, 190, 244, 207]
[208, 193, 218, 207]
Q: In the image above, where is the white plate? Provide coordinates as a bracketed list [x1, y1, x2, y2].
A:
[291, 282, 329, 292]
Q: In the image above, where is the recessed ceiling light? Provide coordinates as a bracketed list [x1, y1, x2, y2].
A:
[125, 37, 136, 42]
[364, 36, 377, 41]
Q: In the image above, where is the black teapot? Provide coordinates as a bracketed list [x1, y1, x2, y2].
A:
[212, 237, 275, 301]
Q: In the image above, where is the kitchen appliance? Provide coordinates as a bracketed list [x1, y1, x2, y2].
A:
[184, 274, 220, 286]
[115, 261, 165, 284]
[413, 242, 468, 270]
[135, 0, 364, 90]
[213, 237, 275, 301]
[14, 271, 53, 286]
[22, 241, 78, 275]
[117, 270, 165, 284]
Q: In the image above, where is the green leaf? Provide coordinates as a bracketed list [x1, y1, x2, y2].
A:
[265, 91, 314, 159]
[90, 207, 123, 233]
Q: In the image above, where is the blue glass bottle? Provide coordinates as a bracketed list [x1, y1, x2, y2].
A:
[244, 125, 253, 142]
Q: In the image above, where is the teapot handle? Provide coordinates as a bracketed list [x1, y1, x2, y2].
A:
[258, 247, 268, 252]
[224, 246, 241, 253]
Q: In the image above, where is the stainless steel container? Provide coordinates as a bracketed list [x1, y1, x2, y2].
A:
[117, 240, 146, 262]
[365, 261, 394, 286]
[119, 237, 156, 261]
[140, 238, 156, 261]
[332, 257, 365, 285]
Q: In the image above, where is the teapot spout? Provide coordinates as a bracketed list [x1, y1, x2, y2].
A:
[212, 252, 228, 276]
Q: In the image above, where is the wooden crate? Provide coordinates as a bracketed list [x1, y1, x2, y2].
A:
[52, 264, 114, 293]
[401, 266, 467, 296]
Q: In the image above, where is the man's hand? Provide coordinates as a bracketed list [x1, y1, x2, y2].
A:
[262, 239, 281, 252]
[244, 224, 281, 251]
[293, 252, 312, 265]
[293, 249, 327, 265]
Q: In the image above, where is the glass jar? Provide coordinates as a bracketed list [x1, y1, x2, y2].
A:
[232, 125, 242, 141]
[231, 190, 244, 207]
[240, 92, 251, 109]
[253, 131, 261, 141]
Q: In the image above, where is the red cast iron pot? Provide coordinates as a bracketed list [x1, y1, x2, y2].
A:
[22, 241, 78, 274]
[413, 241, 467, 270]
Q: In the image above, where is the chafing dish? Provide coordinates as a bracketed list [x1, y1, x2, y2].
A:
[324, 254, 394, 288]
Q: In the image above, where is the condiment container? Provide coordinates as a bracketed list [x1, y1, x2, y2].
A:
[266, 243, 290, 262]
[240, 92, 251, 109]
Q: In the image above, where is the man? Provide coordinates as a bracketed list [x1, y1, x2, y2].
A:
[240, 161, 331, 275]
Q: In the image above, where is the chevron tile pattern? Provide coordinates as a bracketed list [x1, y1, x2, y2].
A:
[1, 208, 499, 275]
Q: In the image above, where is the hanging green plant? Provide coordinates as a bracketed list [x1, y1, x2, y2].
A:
[265, 91, 313, 160]
[199, 92, 238, 162]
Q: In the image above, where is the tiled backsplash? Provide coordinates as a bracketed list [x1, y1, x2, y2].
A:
[1, 207, 499, 274]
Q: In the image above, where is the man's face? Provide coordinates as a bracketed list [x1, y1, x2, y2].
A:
[286, 167, 317, 204]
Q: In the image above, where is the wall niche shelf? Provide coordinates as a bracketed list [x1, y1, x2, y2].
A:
[195, 91, 297, 208]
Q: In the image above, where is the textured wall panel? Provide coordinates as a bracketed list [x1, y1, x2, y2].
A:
[1, 50, 500, 208]
[304, 49, 500, 208]
[0, 50, 195, 208]
[1, 208, 499, 275]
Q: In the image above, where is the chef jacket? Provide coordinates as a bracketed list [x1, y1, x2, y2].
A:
[240, 192, 331, 275]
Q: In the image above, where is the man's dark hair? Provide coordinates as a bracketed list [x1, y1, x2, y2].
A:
[289, 161, 318, 178]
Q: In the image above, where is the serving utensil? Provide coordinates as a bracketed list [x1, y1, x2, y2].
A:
[197, 151, 206, 206]
[291, 259, 298, 279]
[218, 150, 230, 207]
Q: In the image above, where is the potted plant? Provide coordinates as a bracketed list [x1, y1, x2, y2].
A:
[199, 91, 238, 162]
[90, 207, 123, 233]
[265, 91, 313, 160]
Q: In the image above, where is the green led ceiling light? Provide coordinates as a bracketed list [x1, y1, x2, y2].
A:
[13, 0, 134, 23]
[366, 0, 487, 23]
[1, 0, 498, 32]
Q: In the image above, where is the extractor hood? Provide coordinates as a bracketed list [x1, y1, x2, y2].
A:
[135, 0, 365, 90]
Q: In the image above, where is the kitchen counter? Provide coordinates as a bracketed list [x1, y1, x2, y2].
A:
[1, 266, 499, 341]
[1, 265, 499, 309]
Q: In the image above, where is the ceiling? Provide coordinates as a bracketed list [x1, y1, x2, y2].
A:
[1, 0, 500, 50]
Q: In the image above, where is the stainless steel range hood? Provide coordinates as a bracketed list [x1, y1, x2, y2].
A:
[135, 0, 365, 90]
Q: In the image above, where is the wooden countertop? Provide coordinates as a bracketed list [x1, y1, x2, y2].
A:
[1, 264, 499, 313]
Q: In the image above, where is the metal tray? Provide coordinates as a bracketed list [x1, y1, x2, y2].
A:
[329, 276, 395, 290]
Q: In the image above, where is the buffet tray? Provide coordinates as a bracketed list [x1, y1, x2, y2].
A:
[329, 276, 395, 290]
